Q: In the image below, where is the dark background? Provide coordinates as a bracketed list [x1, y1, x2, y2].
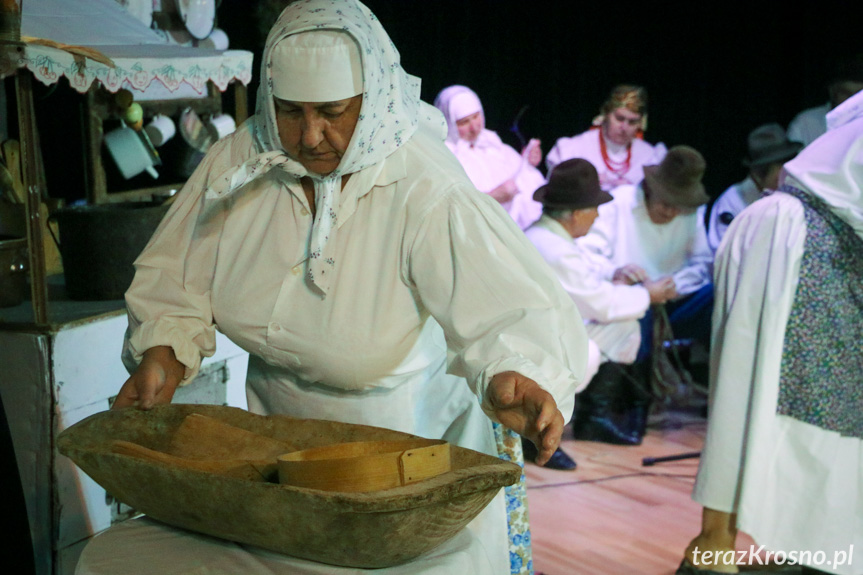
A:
[219, 1, 859, 198]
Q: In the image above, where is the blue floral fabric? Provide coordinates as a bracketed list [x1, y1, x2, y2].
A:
[777, 186, 863, 438]
[493, 422, 534, 575]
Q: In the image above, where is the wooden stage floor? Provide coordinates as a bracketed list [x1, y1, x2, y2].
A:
[525, 415, 729, 575]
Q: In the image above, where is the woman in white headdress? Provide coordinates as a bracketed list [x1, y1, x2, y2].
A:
[434, 85, 544, 230]
[114, 1, 588, 573]
[676, 92, 863, 575]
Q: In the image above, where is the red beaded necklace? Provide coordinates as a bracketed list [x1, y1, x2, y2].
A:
[598, 128, 632, 177]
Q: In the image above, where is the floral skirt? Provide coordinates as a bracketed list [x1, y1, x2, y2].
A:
[493, 422, 533, 575]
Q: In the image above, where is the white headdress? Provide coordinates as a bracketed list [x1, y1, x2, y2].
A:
[204, 0, 422, 297]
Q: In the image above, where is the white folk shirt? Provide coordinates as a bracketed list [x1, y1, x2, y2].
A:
[787, 103, 830, 147]
[123, 119, 587, 452]
[525, 214, 649, 366]
[545, 129, 667, 191]
[447, 129, 543, 230]
[706, 176, 762, 253]
[578, 184, 713, 297]
[693, 192, 862, 573]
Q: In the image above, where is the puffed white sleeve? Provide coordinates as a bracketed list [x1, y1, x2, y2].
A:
[575, 200, 619, 281]
[671, 210, 714, 296]
[121, 136, 239, 384]
[405, 184, 588, 423]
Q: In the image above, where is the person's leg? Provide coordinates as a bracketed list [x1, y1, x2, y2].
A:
[665, 283, 714, 350]
[572, 362, 640, 445]
[680, 507, 739, 573]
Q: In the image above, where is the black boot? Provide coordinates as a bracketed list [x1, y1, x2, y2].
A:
[571, 363, 640, 445]
[623, 361, 654, 441]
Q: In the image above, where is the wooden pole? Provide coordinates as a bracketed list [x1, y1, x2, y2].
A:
[16, 72, 49, 325]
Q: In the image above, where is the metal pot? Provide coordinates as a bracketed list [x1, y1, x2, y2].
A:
[0, 235, 27, 308]
[162, 108, 214, 180]
[50, 202, 170, 301]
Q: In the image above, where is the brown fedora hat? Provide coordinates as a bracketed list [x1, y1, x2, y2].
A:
[533, 159, 614, 209]
[742, 123, 803, 167]
[643, 146, 709, 208]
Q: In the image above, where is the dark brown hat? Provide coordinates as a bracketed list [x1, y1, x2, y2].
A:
[643, 146, 709, 208]
[533, 159, 614, 209]
[742, 123, 803, 167]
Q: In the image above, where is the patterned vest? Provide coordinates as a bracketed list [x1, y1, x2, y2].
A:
[776, 186, 863, 438]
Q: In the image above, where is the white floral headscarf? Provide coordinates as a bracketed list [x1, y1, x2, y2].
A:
[204, 0, 422, 297]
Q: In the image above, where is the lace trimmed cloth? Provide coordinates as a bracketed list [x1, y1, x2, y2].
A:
[16, 43, 252, 94]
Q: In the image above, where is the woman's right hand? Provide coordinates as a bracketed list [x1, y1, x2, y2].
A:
[112, 346, 185, 410]
[488, 179, 518, 204]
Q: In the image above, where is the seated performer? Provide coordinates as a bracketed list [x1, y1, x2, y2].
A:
[787, 53, 863, 147]
[434, 85, 543, 229]
[706, 123, 802, 252]
[677, 88, 863, 575]
[546, 84, 666, 191]
[578, 146, 714, 442]
[526, 159, 676, 447]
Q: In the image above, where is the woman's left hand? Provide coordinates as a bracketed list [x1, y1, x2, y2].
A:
[488, 371, 563, 466]
[522, 138, 543, 167]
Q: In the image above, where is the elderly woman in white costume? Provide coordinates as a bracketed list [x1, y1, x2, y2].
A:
[434, 85, 544, 230]
[112, 1, 587, 574]
[677, 91, 863, 575]
[546, 84, 667, 192]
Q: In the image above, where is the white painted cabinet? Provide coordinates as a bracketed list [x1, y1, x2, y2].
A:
[0, 311, 249, 575]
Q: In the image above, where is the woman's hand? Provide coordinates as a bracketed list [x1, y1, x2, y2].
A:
[488, 179, 518, 203]
[522, 138, 542, 167]
[112, 346, 185, 410]
[488, 371, 564, 466]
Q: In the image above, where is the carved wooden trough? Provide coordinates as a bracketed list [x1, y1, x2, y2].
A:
[57, 404, 520, 568]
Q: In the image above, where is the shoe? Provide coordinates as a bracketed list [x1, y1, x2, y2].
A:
[571, 414, 641, 445]
[543, 447, 577, 470]
[521, 440, 577, 471]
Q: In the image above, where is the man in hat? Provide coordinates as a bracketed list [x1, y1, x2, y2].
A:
[578, 146, 714, 441]
[706, 124, 803, 252]
[525, 159, 677, 450]
[787, 53, 863, 147]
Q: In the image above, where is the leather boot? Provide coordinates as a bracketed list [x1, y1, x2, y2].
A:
[571, 363, 640, 445]
[624, 361, 654, 441]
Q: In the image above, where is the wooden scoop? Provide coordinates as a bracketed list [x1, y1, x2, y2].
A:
[168, 413, 295, 461]
[111, 440, 277, 482]
[278, 439, 451, 493]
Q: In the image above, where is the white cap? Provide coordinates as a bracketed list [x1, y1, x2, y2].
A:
[270, 30, 363, 102]
[448, 90, 483, 121]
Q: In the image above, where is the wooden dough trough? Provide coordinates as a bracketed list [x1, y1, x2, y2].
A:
[57, 404, 520, 569]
